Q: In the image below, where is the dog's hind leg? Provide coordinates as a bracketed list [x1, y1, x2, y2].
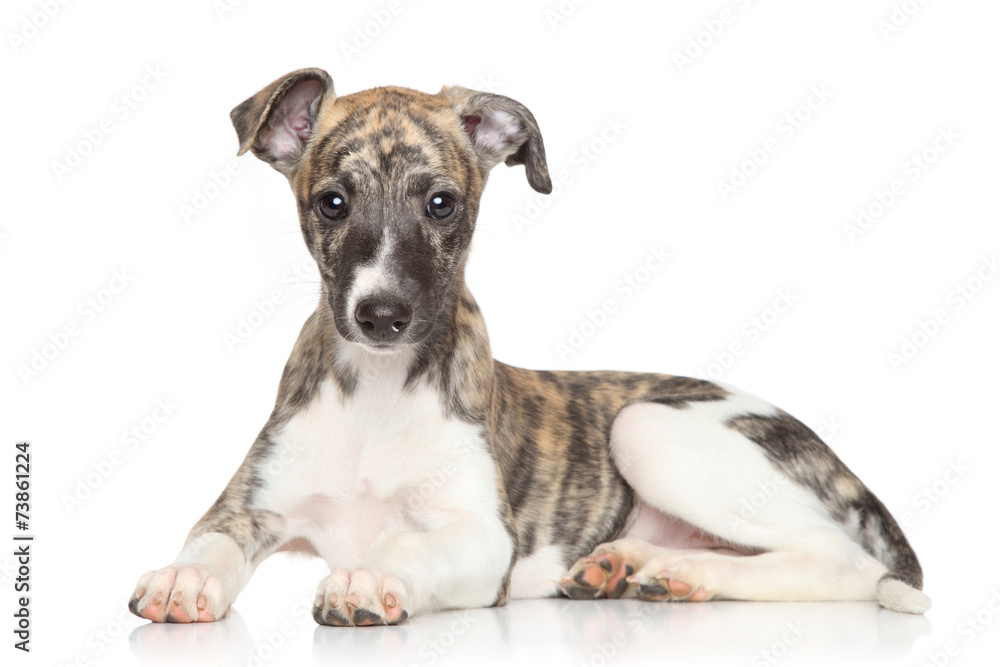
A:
[559, 537, 745, 601]
[562, 534, 883, 604]
[563, 388, 930, 613]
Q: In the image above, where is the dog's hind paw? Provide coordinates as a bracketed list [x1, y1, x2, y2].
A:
[629, 572, 711, 602]
[628, 555, 713, 602]
[129, 565, 231, 623]
[559, 545, 637, 600]
[313, 568, 410, 627]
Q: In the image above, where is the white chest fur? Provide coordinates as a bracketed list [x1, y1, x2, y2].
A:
[252, 350, 499, 570]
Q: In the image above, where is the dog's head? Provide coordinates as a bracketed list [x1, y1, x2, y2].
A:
[231, 68, 551, 350]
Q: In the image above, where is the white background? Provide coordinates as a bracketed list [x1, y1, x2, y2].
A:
[2, 0, 999, 665]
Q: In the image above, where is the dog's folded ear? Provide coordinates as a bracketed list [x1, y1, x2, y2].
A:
[440, 87, 552, 194]
[231, 68, 334, 175]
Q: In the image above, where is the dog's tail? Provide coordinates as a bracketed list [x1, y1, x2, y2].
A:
[864, 492, 931, 614]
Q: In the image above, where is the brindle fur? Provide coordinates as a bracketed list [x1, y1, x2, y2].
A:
[165, 68, 921, 620]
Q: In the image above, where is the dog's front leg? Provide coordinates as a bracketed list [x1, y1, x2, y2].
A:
[312, 437, 515, 628]
[129, 443, 284, 623]
[128, 532, 247, 623]
[312, 517, 513, 627]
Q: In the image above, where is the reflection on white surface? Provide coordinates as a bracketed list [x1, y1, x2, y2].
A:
[128, 609, 255, 666]
[129, 598, 931, 666]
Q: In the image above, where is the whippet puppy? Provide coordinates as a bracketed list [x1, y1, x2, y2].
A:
[129, 68, 930, 626]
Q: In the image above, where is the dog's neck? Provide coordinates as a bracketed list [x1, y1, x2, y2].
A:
[322, 277, 494, 414]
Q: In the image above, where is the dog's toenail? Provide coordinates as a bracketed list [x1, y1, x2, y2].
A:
[353, 609, 382, 626]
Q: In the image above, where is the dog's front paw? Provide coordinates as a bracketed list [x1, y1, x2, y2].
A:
[129, 565, 231, 623]
[312, 568, 410, 626]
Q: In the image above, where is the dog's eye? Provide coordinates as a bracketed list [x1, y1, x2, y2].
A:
[317, 192, 348, 221]
[426, 193, 455, 220]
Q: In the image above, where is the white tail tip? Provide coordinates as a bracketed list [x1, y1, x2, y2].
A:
[877, 578, 931, 614]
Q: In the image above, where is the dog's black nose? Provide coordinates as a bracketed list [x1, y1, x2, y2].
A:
[355, 299, 412, 341]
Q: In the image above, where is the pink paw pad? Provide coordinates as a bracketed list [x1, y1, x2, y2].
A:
[560, 549, 635, 600]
